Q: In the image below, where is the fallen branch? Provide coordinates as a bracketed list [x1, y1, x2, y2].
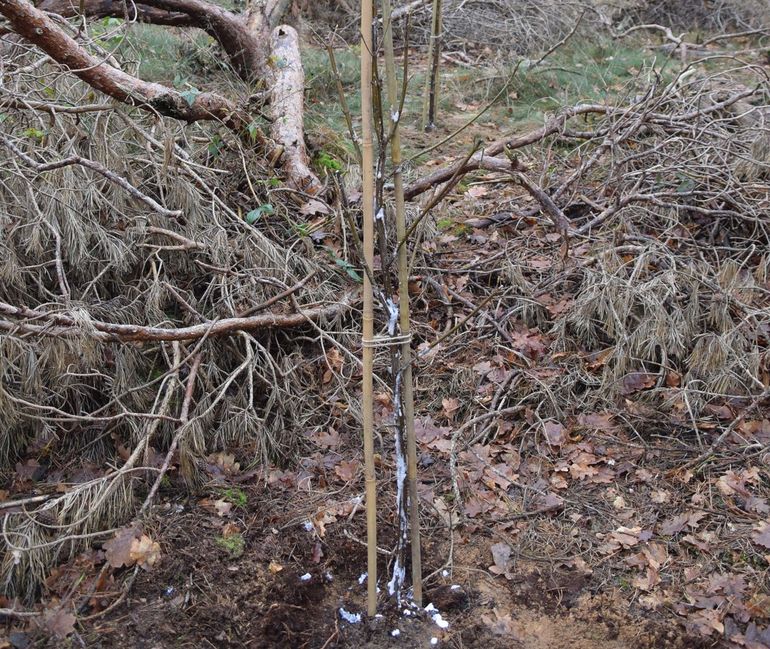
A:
[37, 0, 196, 27]
[511, 171, 572, 233]
[391, 0, 429, 20]
[0, 607, 39, 619]
[2, 0, 326, 196]
[0, 0, 251, 131]
[138, 0, 269, 79]
[404, 104, 609, 200]
[38, 0, 267, 80]
[0, 291, 356, 342]
[268, 25, 323, 195]
[141, 352, 203, 511]
[0, 96, 114, 113]
[2, 137, 182, 218]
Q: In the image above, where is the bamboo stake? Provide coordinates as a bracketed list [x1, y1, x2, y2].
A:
[381, 0, 422, 605]
[360, 0, 378, 618]
[421, 0, 442, 130]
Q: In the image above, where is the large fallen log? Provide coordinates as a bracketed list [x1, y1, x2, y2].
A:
[268, 25, 324, 196]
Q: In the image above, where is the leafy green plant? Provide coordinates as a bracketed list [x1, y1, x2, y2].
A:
[216, 533, 245, 557]
[245, 204, 274, 224]
[325, 248, 361, 282]
[247, 121, 262, 142]
[94, 17, 125, 48]
[221, 487, 248, 509]
[22, 127, 45, 142]
[180, 87, 201, 106]
[207, 134, 223, 157]
[315, 151, 343, 173]
[294, 222, 311, 237]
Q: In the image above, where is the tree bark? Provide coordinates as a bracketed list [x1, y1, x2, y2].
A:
[246, 0, 290, 35]
[36, 0, 196, 28]
[139, 0, 268, 80]
[268, 25, 323, 196]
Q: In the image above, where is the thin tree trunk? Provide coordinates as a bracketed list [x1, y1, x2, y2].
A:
[421, 0, 441, 130]
[360, 0, 378, 619]
[382, 0, 422, 606]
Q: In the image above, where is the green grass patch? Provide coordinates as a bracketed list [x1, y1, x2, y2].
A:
[216, 533, 245, 557]
[220, 487, 248, 509]
[89, 20, 220, 85]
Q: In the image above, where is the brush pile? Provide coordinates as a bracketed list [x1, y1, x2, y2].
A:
[408, 63, 770, 444]
[0, 44, 355, 599]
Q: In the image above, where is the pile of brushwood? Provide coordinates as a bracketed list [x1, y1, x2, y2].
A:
[0, 36, 359, 599]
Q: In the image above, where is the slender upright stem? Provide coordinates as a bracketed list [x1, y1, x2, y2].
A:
[360, 0, 378, 618]
[382, 0, 422, 605]
[421, 0, 442, 130]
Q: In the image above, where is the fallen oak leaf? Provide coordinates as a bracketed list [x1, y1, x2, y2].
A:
[659, 510, 706, 536]
[311, 429, 341, 449]
[651, 489, 671, 504]
[103, 526, 140, 569]
[612, 526, 651, 548]
[221, 522, 240, 539]
[334, 459, 359, 483]
[129, 535, 161, 571]
[621, 371, 657, 395]
[686, 608, 725, 637]
[489, 542, 512, 575]
[214, 499, 233, 517]
[752, 521, 770, 550]
[299, 198, 331, 216]
[441, 397, 461, 420]
[746, 496, 770, 515]
[543, 420, 567, 447]
[717, 470, 751, 497]
[631, 566, 661, 592]
[569, 452, 600, 480]
[268, 560, 283, 574]
[42, 607, 76, 638]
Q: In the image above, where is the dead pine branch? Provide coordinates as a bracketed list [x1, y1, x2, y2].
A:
[141, 353, 203, 512]
[1, 137, 182, 218]
[0, 293, 356, 342]
[404, 104, 610, 201]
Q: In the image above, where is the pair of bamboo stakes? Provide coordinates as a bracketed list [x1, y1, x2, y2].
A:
[359, 0, 429, 616]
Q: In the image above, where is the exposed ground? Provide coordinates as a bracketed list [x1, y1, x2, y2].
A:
[2, 18, 770, 649]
